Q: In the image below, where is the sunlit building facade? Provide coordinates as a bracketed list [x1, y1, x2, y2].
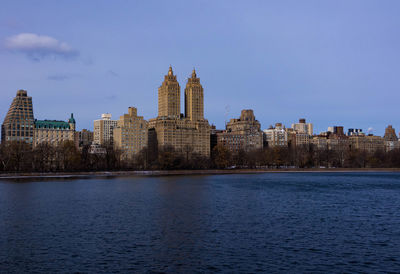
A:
[93, 113, 118, 145]
[33, 114, 76, 147]
[148, 67, 210, 157]
[1, 90, 35, 144]
[113, 107, 148, 159]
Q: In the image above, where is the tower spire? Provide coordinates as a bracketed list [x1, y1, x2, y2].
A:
[192, 68, 196, 78]
[168, 65, 173, 76]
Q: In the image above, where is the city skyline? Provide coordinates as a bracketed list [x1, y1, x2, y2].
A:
[1, 64, 399, 137]
[1, 1, 400, 135]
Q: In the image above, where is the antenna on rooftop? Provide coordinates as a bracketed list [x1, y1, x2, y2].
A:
[225, 105, 230, 127]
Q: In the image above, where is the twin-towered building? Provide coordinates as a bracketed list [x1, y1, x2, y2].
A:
[148, 67, 210, 157]
[90, 66, 210, 159]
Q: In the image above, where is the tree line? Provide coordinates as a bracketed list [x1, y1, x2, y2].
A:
[1, 141, 400, 173]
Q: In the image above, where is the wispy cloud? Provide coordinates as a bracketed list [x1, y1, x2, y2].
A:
[4, 33, 79, 61]
[0, 18, 22, 30]
[107, 70, 119, 77]
[47, 73, 80, 81]
[105, 95, 117, 100]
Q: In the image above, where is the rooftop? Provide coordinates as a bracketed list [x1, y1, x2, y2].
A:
[34, 119, 71, 130]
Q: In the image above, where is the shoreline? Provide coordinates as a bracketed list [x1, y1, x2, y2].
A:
[1, 168, 400, 179]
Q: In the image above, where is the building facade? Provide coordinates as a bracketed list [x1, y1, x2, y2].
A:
[217, 109, 263, 153]
[158, 66, 180, 119]
[349, 135, 385, 153]
[185, 69, 204, 121]
[33, 114, 76, 147]
[327, 126, 345, 136]
[347, 128, 363, 136]
[311, 135, 328, 150]
[291, 118, 313, 136]
[263, 123, 288, 147]
[113, 107, 148, 159]
[93, 113, 118, 145]
[148, 67, 210, 157]
[1, 90, 35, 144]
[384, 125, 398, 141]
[294, 132, 310, 147]
[75, 129, 94, 148]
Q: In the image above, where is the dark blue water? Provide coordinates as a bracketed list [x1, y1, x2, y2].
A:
[1, 173, 400, 273]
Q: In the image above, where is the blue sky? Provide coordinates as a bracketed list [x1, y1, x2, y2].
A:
[0, 0, 399, 135]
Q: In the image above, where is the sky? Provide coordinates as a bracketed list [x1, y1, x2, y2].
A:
[0, 0, 399, 135]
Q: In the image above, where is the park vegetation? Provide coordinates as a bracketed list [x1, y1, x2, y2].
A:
[1, 141, 400, 173]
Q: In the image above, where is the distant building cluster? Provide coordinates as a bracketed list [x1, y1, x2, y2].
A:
[2, 67, 400, 160]
[1, 90, 92, 150]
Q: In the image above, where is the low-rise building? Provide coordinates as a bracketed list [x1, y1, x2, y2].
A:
[33, 114, 76, 147]
[88, 143, 106, 155]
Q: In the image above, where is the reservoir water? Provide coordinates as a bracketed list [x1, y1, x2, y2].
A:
[1, 172, 400, 273]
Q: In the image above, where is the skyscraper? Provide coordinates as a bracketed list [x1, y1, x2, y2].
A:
[1, 90, 35, 144]
[148, 67, 210, 157]
[158, 66, 181, 119]
[185, 69, 204, 121]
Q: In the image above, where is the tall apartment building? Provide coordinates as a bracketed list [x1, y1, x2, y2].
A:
[1, 90, 35, 144]
[382, 125, 399, 151]
[75, 129, 94, 148]
[113, 107, 148, 159]
[291, 118, 313, 136]
[33, 114, 76, 147]
[384, 125, 398, 141]
[148, 67, 210, 157]
[288, 119, 312, 147]
[263, 123, 288, 147]
[217, 109, 263, 153]
[93, 113, 118, 145]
